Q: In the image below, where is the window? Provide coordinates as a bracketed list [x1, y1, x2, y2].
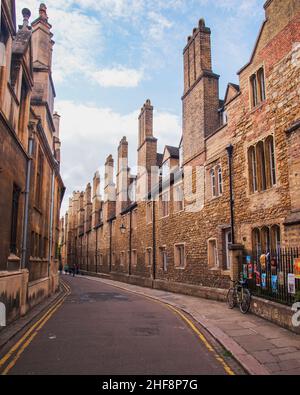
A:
[257, 67, 266, 102]
[99, 209, 103, 224]
[35, 149, 44, 209]
[224, 229, 232, 270]
[132, 209, 137, 229]
[0, 16, 9, 68]
[146, 201, 152, 224]
[131, 250, 137, 267]
[271, 225, 281, 251]
[146, 248, 152, 267]
[208, 239, 218, 268]
[174, 183, 184, 213]
[162, 161, 170, 179]
[248, 147, 258, 193]
[120, 251, 125, 266]
[174, 244, 186, 269]
[217, 167, 223, 195]
[252, 225, 281, 255]
[160, 192, 169, 218]
[18, 77, 29, 136]
[261, 227, 270, 253]
[266, 136, 276, 187]
[250, 74, 258, 107]
[250, 67, 266, 108]
[159, 247, 168, 272]
[211, 169, 216, 197]
[10, 184, 21, 255]
[252, 228, 261, 258]
[256, 142, 267, 191]
[210, 165, 223, 198]
[248, 136, 276, 193]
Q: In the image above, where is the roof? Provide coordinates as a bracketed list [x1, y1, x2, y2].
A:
[165, 145, 179, 159]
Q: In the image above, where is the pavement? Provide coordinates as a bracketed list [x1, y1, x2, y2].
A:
[80, 275, 300, 376]
[0, 276, 244, 375]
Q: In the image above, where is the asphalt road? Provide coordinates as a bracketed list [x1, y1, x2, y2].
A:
[3, 276, 240, 375]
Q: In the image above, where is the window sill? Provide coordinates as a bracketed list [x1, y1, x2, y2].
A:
[250, 100, 266, 114]
[221, 270, 231, 276]
[175, 266, 186, 270]
[249, 185, 278, 196]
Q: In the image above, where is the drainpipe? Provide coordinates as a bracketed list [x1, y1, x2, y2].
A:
[129, 210, 132, 276]
[48, 169, 55, 277]
[226, 144, 235, 244]
[95, 228, 98, 274]
[109, 221, 112, 273]
[21, 132, 35, 269]
[152, 200, 156, 281]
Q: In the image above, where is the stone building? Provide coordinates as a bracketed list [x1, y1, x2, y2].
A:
[0, 2, 64, 325]
[62, 0, 300, 295]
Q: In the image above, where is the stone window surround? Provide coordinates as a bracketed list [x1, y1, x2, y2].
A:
[131, 249, 137, 267]
[247, 135, 277, 194]
[207, 238, 219, 270]
[146, 201, 153, 224]
[208, 164, 223, 200]
[173, 182, 184, 213]
[252, 224, 281, 254]
[249, 63, 266, 109]
[120, 251, 125, 266]
[174, 243, 186, 270]
[145, 247, 152, 267]
[159, 191, 170, 219]
[159, 245, 168, 272]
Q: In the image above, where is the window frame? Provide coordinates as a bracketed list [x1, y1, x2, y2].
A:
[174, 243, 186, 269]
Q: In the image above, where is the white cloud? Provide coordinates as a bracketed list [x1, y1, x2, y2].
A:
[91, 67, 144, 88]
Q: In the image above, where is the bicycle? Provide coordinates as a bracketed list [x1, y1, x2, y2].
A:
[227, 279, 251, 314]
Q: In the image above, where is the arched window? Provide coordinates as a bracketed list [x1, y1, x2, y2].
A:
[261, 227, 270, 253]
[211, 168, 217, 197]
[217, 167, 223, 195]
[256, 141, 267, 191]
[266, 136, 276, 187]
[257, 67, 266, 102]
[271, 225, 281, 251]
[252, 228, 261, 257]
[248, 146, 258, 193]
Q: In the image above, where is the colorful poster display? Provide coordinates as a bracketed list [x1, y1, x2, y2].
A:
[243, 264, 248, 280]
[271, 275, 278, 293]
[260, 254, 267, 271]
[254, 264, 261, 287]
[278, 271, 284, 287]
[262, 273, 267, 289]
[294, 258, 300, 279]
[288, 274, 296, 295]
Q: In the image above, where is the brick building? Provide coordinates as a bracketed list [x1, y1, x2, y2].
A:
[62, 0, 300, 295]
[0, 2, 64, 325]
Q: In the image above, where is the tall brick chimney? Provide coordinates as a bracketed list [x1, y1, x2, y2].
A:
[137, 100, 158, 198]
[116, 137, 129, 215]
[92, 171, 102, 228]
[182, 18, 220, 164]
[103, 155, 116, 221]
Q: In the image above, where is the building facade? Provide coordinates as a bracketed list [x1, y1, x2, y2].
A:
[62, 0, 300, 295]
[0, 2, 64, 325]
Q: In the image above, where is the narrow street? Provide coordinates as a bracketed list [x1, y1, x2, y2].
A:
[0, 277, 242, 375]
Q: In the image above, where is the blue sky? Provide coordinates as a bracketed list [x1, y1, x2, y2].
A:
[17, 0, 266, 212]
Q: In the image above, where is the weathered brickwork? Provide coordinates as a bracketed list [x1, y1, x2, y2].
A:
[0, 2, 64, 324]
[62, 0, 300, 292]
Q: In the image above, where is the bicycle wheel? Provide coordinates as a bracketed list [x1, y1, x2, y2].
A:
[240, 288, 251, 314]
[227, 288, 237, 309]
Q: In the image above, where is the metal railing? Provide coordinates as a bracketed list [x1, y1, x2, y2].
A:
[243, 248, 300, 306]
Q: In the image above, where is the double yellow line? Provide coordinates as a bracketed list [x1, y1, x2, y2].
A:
[0, 281, 71, 375]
